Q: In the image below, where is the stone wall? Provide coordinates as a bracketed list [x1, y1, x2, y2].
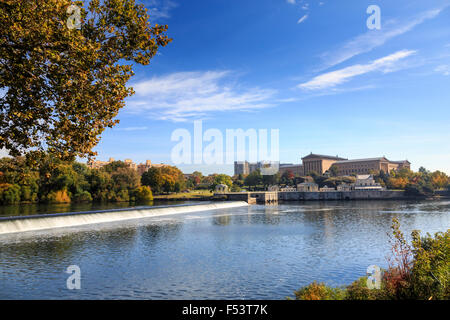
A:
[278, 190, 407, 201]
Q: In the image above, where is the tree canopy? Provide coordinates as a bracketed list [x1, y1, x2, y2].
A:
[0, 155, 151, 204]
[0, 0, 171, 161]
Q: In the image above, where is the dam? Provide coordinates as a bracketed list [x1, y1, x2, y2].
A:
[0, 201, 248, 235]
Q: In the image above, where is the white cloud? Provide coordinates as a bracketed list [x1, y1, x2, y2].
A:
[297, 14, 308, 24]
[116, 126, 149, 131]
[145, 0, 178, 20]
[435, 64, 450, 75]
[320, 7, 446, 69]
[286, 0, 296, 4]
[127, 71, 276, 122]
[299, 50, 416, 90]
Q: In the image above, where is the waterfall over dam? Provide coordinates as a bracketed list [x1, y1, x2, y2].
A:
[0, 201, 248, 235]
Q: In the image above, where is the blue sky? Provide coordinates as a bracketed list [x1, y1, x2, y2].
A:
[90, 0, 450, 175]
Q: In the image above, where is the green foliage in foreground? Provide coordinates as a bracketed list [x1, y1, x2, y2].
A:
[291, 220, 449, 300]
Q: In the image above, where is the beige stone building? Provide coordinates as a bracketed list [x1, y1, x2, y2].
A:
[332, 157, 410, 176]
[88, 158, 167, 175]
[297, 182, 319, 192]
[278, 164, 304, 176]
[301, 153, 348, 175]
[87, 157, 116, 170]
[234, 153, 411, 177]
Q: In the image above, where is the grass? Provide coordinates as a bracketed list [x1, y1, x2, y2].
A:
[153, 190, 214, 200]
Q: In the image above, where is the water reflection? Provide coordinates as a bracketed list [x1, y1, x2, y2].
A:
[0, 200, 448, 299]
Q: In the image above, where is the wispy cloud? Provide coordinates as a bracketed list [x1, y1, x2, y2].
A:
[297, 14, 308, 24]
[145, 0, 178, 20]
[320, 7, 447, 69]
[299, 50, 416, 90]
[435, 64, 450, 76]
[127, 71, 276, 122]
[286, 0, 296, 4]
[116, 126, 149, 131]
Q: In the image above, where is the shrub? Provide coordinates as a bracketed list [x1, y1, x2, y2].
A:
[46, 190, 71, 203]
[0, 183, 21, 204]
[134, 186, 153, 202]
[382, 218, 414, 299]
[230, 184, 241, 192]
[409, 230, 450, 300]
[293, 281, 346, 300]
[115, 189, 130, 202]
[291, 220, 449, 300]
[73, 191, 93, 202]
[345, 277, 385, 300]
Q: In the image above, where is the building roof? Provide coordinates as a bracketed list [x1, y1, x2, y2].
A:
[279, 164, 303, 168]
[334, 157, 390, 164]
[390, 160, 411, 164]
[356, 174, 372, 180]
[302, 153, 347, 161]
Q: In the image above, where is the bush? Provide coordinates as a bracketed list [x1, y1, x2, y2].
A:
[46, 190, 71, 203]
[293, 281, 346, 300]
[0, 183, 21, 204]
[409, 230, 449, 300]
[345, 277, 385, 300]
[291, 220, 449, 300]
[115, 189, 130, 202]
[134, 186, 153, 202]
[73, 191, 93, 202]
[230, 184, 241, 192]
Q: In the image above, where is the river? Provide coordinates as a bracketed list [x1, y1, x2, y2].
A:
[0, 200, 448, 299]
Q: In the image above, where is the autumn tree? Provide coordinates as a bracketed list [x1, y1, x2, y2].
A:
[210, 174, 233, 191]
[0, 0, 171, 161]
[430, 171, 449, 190]
[280, 170, 295, 185]
[141, 165, 185, 194]
[244, 170, 262, 189]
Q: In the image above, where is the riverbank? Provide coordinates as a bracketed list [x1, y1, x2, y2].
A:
[153, 190, 214, 201]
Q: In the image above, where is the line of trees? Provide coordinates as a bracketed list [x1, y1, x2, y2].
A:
[0, 156, 153, 204]
[1, 154, 448, 205]
[372, 167, 450, 196]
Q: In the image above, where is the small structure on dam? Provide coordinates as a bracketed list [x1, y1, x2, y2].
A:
[217, 192, 279, 204]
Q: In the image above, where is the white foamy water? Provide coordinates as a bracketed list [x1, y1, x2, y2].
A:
[0, 201, 248, 235]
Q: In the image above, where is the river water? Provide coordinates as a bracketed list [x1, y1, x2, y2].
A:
[0, 200, 448, 299]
